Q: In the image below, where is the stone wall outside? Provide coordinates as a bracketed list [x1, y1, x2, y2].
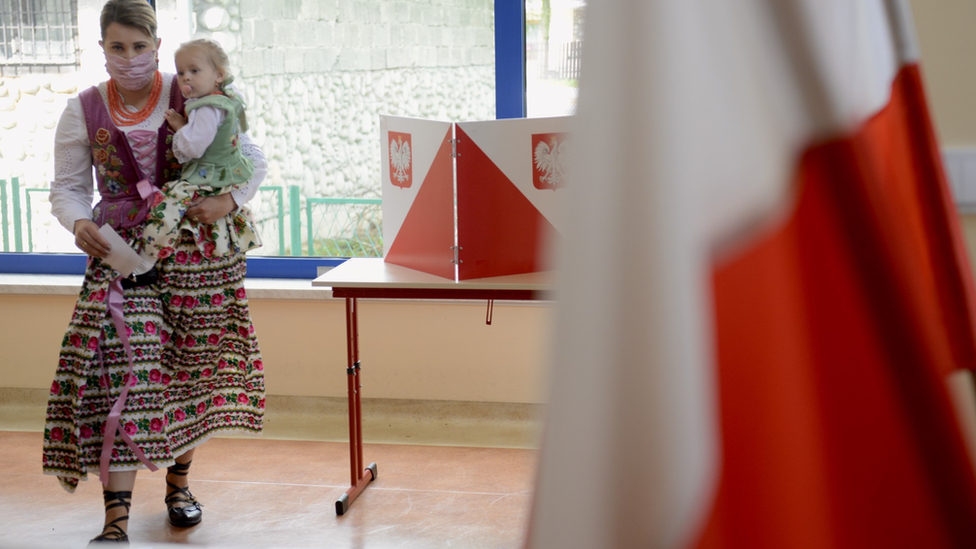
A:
[234, 0, 495, 199]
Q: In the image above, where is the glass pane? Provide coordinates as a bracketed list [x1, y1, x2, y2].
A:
[526, 0, 584, 118]
[1, 1, 496, 259]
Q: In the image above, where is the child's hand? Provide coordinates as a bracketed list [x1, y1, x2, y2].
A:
[164, 109, 187, 131]
[186, 194, 236, 224]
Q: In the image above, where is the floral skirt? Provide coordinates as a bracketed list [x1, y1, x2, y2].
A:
[142, 181, 262, 263]
[42, 229, 265, 492]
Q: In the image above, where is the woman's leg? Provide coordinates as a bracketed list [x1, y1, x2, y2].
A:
[167, 448, 195, 493]
[165, 447, 203, 526]
[156, 232, 264, 529]
[91, 471, 137, 543]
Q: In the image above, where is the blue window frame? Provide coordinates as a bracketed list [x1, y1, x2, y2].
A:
[495, 0, 527, 119]
[0, 2, 528, 278]
[0, 253, 346, 279]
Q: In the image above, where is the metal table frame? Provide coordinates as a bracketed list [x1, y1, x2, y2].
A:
[313, 258, 550, 515]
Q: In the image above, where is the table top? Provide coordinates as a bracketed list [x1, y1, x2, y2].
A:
[312, 258, 552, 292]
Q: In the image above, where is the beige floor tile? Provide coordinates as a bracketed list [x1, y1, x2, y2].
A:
[0, 432, 536, 549]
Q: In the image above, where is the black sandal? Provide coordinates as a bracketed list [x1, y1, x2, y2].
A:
[165, 460, 203, 527]
[89, 490, 131, 545]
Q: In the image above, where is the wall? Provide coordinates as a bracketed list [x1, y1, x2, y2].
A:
[910, 0, 976, 262]
[0, 288, 552, 404]
[910, 0, 976, 148]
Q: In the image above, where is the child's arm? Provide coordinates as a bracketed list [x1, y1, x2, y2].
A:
[164, 109, 187, 131]
[168, 104, 226, 163]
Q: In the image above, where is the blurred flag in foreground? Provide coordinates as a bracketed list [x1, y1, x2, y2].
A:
[528, 0, 976, 547]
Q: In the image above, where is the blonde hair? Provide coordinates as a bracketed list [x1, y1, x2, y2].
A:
[176, 39, 233, 83]
[176, 38, 247, 131]
[100, 0, 157, 40]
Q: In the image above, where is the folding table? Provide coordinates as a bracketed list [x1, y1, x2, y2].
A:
[312, 258, 551, 515]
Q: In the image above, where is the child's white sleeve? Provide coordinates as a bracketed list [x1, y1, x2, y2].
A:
[231, 134, 267, 208]
[172, 104, 226, 163]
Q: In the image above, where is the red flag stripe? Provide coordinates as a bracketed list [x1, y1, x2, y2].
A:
[699, 63, 976, 549]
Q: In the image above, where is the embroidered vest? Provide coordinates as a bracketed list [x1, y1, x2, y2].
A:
[181, 90, 254, 187]
[78, 76, 185, 230]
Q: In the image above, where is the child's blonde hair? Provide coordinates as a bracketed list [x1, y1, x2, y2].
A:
[177, 38, 248, 131]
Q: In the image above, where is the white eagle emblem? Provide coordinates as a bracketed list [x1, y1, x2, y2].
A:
[534, 137, 568, 189]
[390, 136, 411, 185]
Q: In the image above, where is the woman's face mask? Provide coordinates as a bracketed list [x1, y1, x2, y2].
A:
[104, 49, 157, 91]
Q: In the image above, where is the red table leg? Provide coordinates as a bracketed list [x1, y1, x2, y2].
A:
[336, 297, 377, 515]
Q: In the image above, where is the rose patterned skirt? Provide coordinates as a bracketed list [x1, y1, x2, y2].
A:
[142, 181, 262, 265]
[42, 229, 265, 492]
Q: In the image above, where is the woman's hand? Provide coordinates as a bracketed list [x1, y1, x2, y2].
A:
[186, 193, 236, 225]
[164, 109, 187, 131]
[73, 219, 111, 258]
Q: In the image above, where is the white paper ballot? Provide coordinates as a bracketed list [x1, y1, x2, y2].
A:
[97, 224, 143, 278]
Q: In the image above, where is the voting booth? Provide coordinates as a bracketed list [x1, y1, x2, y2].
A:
[380, 115, 571, 280]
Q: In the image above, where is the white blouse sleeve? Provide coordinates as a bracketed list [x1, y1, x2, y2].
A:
[171, 104, 224, 163]
[224, 82, 267, 208]
[49, 96, 95, 233]
[231, 132, 268, 208]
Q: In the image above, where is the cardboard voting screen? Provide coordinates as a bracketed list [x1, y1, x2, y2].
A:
[380, 116, 455, 280]
[381, 115, 571, 280]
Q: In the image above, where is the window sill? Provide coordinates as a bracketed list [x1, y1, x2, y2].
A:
[0, 274, 335, 300]
[0, 274, 552, 306]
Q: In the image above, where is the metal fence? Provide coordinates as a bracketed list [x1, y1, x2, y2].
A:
[0, 178, 383, 258]
[0, 177, 23, 251]
[305, 197, 382, 257]
[527, 40, 582, 80]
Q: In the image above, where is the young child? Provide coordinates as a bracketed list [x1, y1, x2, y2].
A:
[129, 38, 260, 281]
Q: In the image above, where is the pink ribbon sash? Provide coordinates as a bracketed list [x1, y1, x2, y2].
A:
[97, 277, 159, 485]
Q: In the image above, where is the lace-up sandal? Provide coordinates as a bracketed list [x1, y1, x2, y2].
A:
[89, 490, 132, 545]
[165, 460, 203, 527]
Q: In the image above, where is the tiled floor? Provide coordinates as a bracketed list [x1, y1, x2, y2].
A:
[0, 413, 538, 549]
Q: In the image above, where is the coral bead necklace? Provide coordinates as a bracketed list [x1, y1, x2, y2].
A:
[107, 72, 163, 127]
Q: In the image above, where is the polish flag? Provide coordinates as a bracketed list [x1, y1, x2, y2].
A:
[528, 1, 976, 548]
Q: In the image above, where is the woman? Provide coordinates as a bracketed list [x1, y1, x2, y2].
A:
[42, 0, 266, 543]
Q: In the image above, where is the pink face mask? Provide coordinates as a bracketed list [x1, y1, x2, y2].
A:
[104, 50, 157, 91]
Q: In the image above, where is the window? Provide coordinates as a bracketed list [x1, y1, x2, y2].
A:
[525, 0, 583, 117]
[0, 0, 531, 278]
[0, 0, 79, 76]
